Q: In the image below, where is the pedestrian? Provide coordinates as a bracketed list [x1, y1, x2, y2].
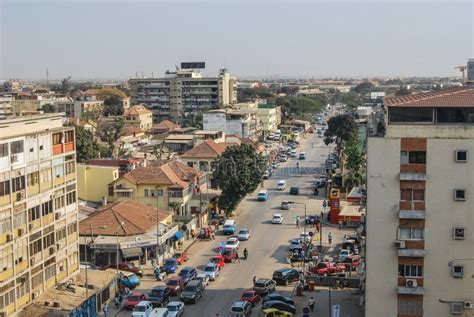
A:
[296, 216, 300, 229]
[309, 297, 315, 312]
[102, 303, 108, 317]
[328, 232, 332, 244]
[253, 276, 257, 284]
[234, 250, 240, 263]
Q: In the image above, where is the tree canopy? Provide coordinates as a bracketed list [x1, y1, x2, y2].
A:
[352, 81, 375, 94]
[75, 126, 102, 163]
[96, 88, 127, 116]
[323, 114, 358, 147]
[213, 144, 266, 214]
[276, 95, 326, 120]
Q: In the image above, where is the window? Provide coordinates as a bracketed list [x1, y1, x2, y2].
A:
[54, 196, 64, 210]
[31, 272, 43, 289]
[43, 232, 55, 249]
[29, 238, 43, 256]
[64, 130, 74, 143]
[452, 265, 464, 277]
[28, 205, 41, 222]
[65, 161, 75, 174]
[399, 227, 424, 240]
[10, 140, 24, 154]
[0, 250, 13, 272]
[0, 143, 8, 157]
[454, 189, 466, 201]
[0, 217, 11, 235]
[401, 189, 424, 201]
[39, 168, 52, 183]
[0, 180, 10, 197]
[53, 164, 64, 178]
[42, 200, 53, 216]
[16, 275, 30, 300]
[401, 151, 426, 164]
[13, 212, 26, 229]
[398, 265, 423, 277]
[11, 176, 25, 192]
[45, 264, 56, 281]
[144, 189, 149, 197]
[66, 191, 76, 205]
[67, 222, 77, 235]
[55, 227, 67, 242]
[52, 133, 62, 145]
[0, 287, 15, 310]
[27, 172, 39, 187]
[455, 150, 467, 162]
[453, 228, 465, 240]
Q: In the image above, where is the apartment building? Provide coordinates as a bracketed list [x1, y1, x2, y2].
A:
[203, 109, 261, 140]
[366, 87, 474, 317]
[0, 114, 79, 316]
[123, 105, 153, 132]
[235, 102, 282, 136]
[129, 68, 237, 123]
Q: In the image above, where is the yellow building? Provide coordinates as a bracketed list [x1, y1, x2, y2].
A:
[77, 164, 119, 203]
[109, 160, 206, 216]
[257, 104, 282, 135]
[123, 105, 153, 132]
[0, 114, 79, 315]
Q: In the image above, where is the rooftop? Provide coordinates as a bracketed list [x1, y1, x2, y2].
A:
[181, 139, 228, 159]
[385, 87, 474, 108]
[154, 119, 179, 130]
[124, 104, 153, 116]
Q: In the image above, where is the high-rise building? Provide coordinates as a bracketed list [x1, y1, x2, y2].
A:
[129, 67, 237, 123]
[467, 58, 474, 84]
[0, 113, 79, 315]
[365, 87, 474, 317]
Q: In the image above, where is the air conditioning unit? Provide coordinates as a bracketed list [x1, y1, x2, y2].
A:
[49, 247, 55, 255]
[32, 291, 39, 300]
[56, 243, 61, 251]
[406, 279, 417, 288]
[30, 256, 36, 266]
[451, 302, 464, 315]
[10, 154, 19, 163]
[17, 190, 25, 200]
[6, 234, 13, 242]
[55, 212, 60, 220]
[18, 228, 24, 236]
[465, 302, 473, 309]
[394, 240, 406, 249]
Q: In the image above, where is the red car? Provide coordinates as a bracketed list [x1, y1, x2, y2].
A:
[118, 262, 144, 277]
[126, 292, 146, 310]
[240, 288, 261, 306]
[166, 276, 185, 295]
[210, 255, 225, 269]
[221, 248, 237, 263]
[311, 261, 346, 276]
[173, 252, 188, 265]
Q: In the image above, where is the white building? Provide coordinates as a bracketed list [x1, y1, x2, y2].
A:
[366, 87, 474, 317]
[203, 109, 261, 140]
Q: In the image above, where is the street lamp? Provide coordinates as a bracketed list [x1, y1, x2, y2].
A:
[84, 224, 106, 300]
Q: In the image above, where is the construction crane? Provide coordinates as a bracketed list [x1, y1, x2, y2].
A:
[455, 65, 467, 83]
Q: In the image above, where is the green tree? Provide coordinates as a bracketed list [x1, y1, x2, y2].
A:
[352, 81, 375, 94]
[75, 126, 101, 163]
[324, 114, 358, 148]
[96, 88, 127, 116]
[182, 112, 203, 128]
[213, 144, 266, 214]
[278, 96, 326, 120]
[42, 104, 56, 113]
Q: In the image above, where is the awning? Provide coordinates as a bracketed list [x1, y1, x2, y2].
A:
[121, 247, 143, 258]
[174, 230, 184, 241]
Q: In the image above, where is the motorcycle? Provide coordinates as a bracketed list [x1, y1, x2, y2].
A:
[153, 266, 167, 281]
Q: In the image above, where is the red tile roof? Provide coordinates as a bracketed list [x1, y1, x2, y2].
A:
[124, 104, 152, 116]
[79, 201, 171, 236]
[154, 120, 180, 130]
[385, 87, 474, 107]
[180, 140, 228, 159]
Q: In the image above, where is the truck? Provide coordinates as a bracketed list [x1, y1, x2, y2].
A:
[311, 261, 346, 276]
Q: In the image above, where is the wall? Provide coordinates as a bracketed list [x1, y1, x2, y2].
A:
[77, 165, 118, 203]
[387, 124, 474, 139]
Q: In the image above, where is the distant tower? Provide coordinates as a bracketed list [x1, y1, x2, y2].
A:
[467, 58, 474, 86]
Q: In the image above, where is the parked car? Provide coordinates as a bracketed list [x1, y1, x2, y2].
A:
[240, 289, 261, 306]
[289, 187, 299, 195]
[210, 255, 225, 268]
[311, 261, 346, 276]
[262, 301, 296, 314]
[147, 286, 171, 307]
[262, 294, 295, 306]
[118, 262, 144, 277]
[126, 292, 147, 310]
[222, 248, 237, 263]
[223, 219, 237, 235]
[340, 255, 362, 271]
[79, 262, 99, 270]
[338, 249, 354, 261]
[195, 273, 210, 287]
[119, 272, 141, 289]
[178, 266, 197, 284]
[230, 300, 252, 317]
[289, 150, 298, 157]
[253, 278, 276, 295]
[272, 162, 279, 169]
[166, 277, 185, 295]
[276, 180, 286, 190]
[132, 300, 154, 317]
[300, 232, 311, 243]
[257, 190, 269, 201]
[163, 258, 179, 274]
[272, 268, 300, 286]
[260, 308, 292, 317]
[289, 238, 302, 249]
[203, 262, 220, 280]
[299, 152, 306, 160]
[314, 178, 326, 188]
[279, 155, 288, 162]
[166, 301, 184, 317]
[173, 252, 188, 265]
[180, 280, 204, 304]
[281, 200, 291, 210]
[272, 214, 283, 224]
[237, 228, 251, 241]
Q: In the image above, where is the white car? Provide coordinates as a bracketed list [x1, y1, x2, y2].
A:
[237, 228, 250, 241]
[277, 180, 286, 190]
[300, 232, 311, 243]
[166, 301, 185, 317]
[225, 237, 240, 249]
[203, 263, 219, 280]
[195, 273, 210, 287]
[339, 249, 353, 261]
[290, 150, 298, 157]
[272, 214, 283, 224]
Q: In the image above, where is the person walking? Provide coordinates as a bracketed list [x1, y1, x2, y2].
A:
[253, 276, 257, 285]
[234, 250, 240, 263]
[296, 216, 300, 229]
[102, 303, 109, 317]
[308, 297, 315, 312]
[328, 232, 332, 244]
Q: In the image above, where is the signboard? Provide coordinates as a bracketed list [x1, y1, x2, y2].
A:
[333, 304, 340, 317]
[181, 62, 205, 69]
[308, 231, 314, 237]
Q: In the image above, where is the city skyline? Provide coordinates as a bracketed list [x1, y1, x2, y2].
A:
[1, 0, 473, 80]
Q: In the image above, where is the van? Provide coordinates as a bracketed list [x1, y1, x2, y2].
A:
[223, 219, 237, 235]
[148, 308, 169, 317]
[132, 301, 153, 317]
[180, 280, 204, 304]
[257, 190, 269, 201]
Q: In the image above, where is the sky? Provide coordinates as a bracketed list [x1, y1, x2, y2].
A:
[1, 0, 473, 80]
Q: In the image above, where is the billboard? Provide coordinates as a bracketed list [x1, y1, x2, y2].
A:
[181, 62, 205, 69]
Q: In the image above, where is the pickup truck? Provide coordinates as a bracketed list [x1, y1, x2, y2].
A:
[311, 261, 346, 276]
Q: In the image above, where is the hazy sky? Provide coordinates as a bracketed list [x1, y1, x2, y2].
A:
[1, 0, 473, 80]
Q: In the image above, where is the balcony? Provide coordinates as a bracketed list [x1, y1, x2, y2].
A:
[399, 210, 425, 219]
[399, 172, 426, 181]
[398, 248, 425, 257]
[397, 286, 425, 295]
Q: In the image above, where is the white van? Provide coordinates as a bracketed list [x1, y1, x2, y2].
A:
[149, 308, 169, 317]
[132, 301, 154, 317]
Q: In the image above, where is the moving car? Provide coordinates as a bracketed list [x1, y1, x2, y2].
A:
[126, 292, 147, 310]
[279, 155, 288, 162]
[226, 237, 240, 249]
[132, 301, 154, 317]
[272, 214, 283, 224]
[262, 294, 295, 306]
[272, 268, 300, 286]
[281, 200, 291, 210]
[229, 300, 252, 317]
[210, 255, 225, 268]
[260, 308, 293, 317]
[180, 280, 204, 304]
[118, 262, 144, 277]
[299, 152, 306, 160]
[263, 170, 271, 179]
[240, 289, 261, 306]
[195, 273, 210, 287]
[339, 249, 354, 261]
[289, 150, 297, 157]
[166, 301, 184, 317]
[340, 255, 362, 271]
[203, 262, 219, 280]
[223, 219, 237, 235]
[178, 266, 197, 284]
[148, 286, 171, 307]
[163, 258, 179, 274]
[272, 162, 279, 169]
[277, 180, 286, 190]
[119, 272, 141, 289]
[173, 252, 188, 265]
[262, 301, 296, 314]
[237, 228, 251, 241]
[289, 238, 302, 249]
[166, 277, 185, 295]
[222, 248, 237, 263]
[253, 278, 276, 295]
[257, 190, 269, 201]
[289, 187, 299, 195]
[311, 261, 346, 276]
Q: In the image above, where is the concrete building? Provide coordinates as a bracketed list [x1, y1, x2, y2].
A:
[77, 164, 119, 204]
[123, 105, 153, 132]
[257, 104, 282, 136]
[0, 114, 79, 315]
[129, 67, 237, 123]
[203, 109, 261, 140]
[366, 87, 474, 317]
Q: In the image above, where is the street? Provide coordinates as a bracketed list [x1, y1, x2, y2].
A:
[117, 131, 364, 317]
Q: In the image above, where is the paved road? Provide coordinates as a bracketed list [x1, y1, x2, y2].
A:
[117, 132, 363, 317]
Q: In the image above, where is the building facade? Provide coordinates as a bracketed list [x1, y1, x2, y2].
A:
[129, 68, 237, 123]
[203, 109, 261, 140]
[366, 87, 474, 317]
[77, 164, 119, 204]
[123, 105, 153, 132]
[0, 114, 79, 315]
